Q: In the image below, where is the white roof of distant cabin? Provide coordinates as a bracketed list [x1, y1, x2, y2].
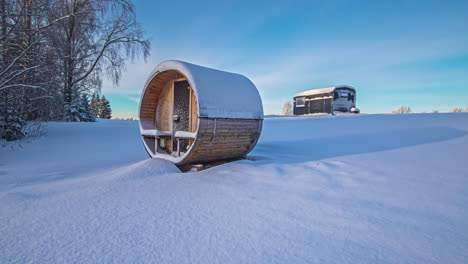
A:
[145, 60, 264, 120]
[294, 85, 355, 97]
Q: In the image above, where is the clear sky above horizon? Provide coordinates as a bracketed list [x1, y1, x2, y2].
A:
[103, 0, 468, 118]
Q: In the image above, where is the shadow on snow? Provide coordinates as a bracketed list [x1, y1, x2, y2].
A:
[250, 126, 466, 164]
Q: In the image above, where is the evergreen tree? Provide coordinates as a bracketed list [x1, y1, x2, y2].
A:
[99, 96, 112, 119]
[64, 90, 91, 122]
[80, 94, 96, 122]
[90, 92, 100, 117]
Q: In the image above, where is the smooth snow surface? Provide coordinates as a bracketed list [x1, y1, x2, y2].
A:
[1, 114, 468, 263]
[145, 60, 264, 119]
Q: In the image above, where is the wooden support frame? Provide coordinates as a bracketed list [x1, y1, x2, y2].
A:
[176, 138, 180, 157]
[189, 86, 192, 132]
[170, 80, 174, 151]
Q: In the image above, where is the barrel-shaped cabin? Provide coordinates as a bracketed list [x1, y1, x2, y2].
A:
[293, 85, 356, 115]
[139, 60, 263, 166]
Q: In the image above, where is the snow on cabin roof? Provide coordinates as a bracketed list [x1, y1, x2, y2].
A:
[294, 85, 355, 97]
[146, 60, 264, 120]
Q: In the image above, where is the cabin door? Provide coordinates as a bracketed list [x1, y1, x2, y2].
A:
[173, 80, 190, 151]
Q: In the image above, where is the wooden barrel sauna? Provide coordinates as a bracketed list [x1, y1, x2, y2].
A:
[139, 60, 263, 166]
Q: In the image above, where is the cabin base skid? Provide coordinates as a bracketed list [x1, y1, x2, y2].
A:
[179, 157, 247, 172]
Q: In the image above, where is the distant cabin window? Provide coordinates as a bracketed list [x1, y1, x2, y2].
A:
[296, 97, 305, 107]
[340, 92, 348, 98]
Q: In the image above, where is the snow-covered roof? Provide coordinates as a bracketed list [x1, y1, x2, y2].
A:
[145, 60, 264, 120]
[294, 85, 355, 97]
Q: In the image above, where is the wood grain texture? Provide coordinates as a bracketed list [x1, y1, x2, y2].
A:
[156, 81, 173, 132]
[180, 118, 262, 165]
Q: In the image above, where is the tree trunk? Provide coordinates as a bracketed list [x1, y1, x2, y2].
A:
[63, 1, 76, 121]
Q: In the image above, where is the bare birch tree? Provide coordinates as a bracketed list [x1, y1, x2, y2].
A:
[49, 0, 149, 121]
[1, 0, 150, 140]
[281, 101, 293, 115]
[391, 105, 412, 114]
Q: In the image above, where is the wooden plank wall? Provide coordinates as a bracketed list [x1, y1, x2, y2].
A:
[182, 118, 262, 165]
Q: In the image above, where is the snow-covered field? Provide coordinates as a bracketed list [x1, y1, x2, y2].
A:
[1, 113, 467, 263]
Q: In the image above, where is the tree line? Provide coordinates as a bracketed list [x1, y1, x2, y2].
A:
[90, 93, 111, 119]
[0, 0, 149, 140]
[391, 106, 468, 114]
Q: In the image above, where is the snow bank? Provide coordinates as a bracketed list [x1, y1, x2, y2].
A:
[0, 119, 148, 188]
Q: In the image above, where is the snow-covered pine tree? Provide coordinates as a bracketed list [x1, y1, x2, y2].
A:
[81, 94, 96, 122]
[99, 96, 112, 119]
[64, 91, 96, 122]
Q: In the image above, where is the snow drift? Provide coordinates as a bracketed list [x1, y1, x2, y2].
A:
[1, 114, 468, 263]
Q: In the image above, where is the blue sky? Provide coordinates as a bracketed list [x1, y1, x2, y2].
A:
[103, 0, 468, 118]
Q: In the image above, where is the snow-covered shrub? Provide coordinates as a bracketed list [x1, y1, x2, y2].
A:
[431, 110, 439, 113]
[0, 105, 26, 141]
[464, 108, 468, 112]
[22, 121, 47, 141]
[451, 108, 462, 113]
[1, 121, 47, 149]
[391, 105, 412, 114]
[281, 101, 293, 115]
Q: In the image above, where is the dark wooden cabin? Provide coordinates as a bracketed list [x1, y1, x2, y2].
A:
[293, 85, 356, 115]
[139, 60, 264, 167]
